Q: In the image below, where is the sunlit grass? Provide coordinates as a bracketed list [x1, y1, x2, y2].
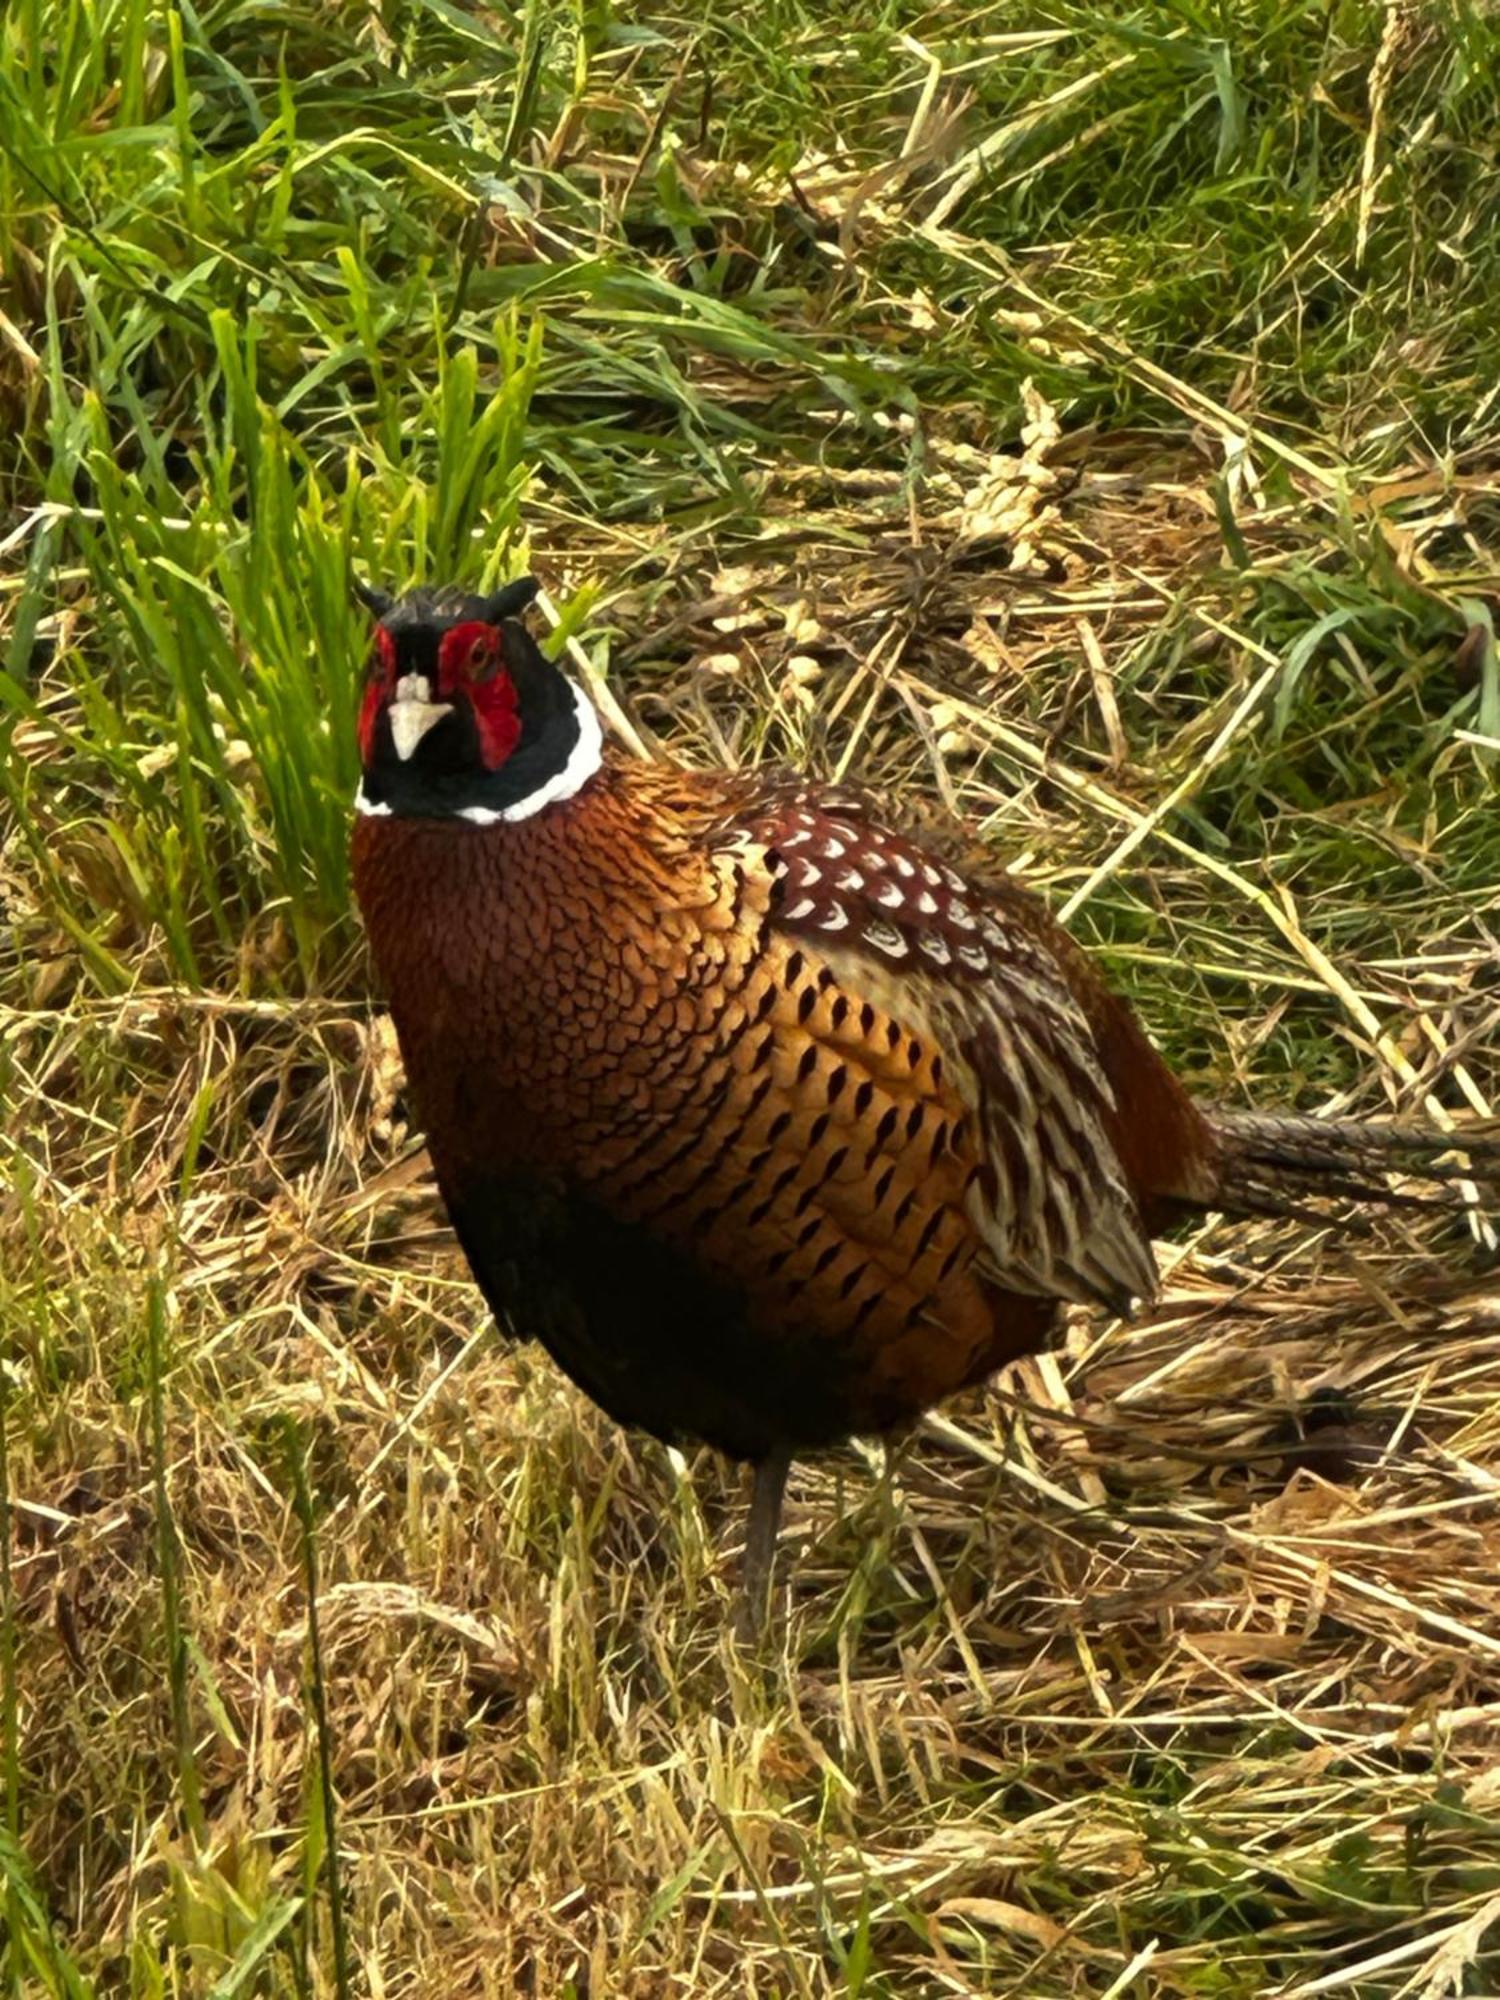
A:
[3, 0, 1500, 1991]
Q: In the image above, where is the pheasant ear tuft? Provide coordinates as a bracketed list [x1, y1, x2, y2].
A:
[480, 575, 541, 625]
[353, 577, 395, 618]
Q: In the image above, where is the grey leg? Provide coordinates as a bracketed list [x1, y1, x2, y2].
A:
[736, 1447, 791, 1644]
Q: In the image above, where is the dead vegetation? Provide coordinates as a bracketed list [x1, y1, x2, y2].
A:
[5, 1, 1500, 1992]
[8, 430, 1500, 1994]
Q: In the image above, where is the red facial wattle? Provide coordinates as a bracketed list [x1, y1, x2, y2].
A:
[436, 621, 523, 771]
[358, 625, 398, 765]
[467, 673, 522, 769]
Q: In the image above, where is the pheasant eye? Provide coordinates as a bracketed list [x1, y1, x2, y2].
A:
[465, 631, 500, 680]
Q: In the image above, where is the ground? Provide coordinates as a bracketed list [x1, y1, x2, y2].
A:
[3, 3, 1500, 1995]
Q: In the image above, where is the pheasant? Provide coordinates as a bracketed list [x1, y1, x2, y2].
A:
[350, 575, 1497, 1632]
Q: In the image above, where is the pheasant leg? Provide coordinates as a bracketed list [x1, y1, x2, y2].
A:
[736, 1446, 791, 1644]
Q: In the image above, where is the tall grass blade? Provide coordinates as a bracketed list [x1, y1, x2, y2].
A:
[281, 1424, 351, 2000]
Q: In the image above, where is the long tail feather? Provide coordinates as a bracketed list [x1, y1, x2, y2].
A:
[1202, 1108, 1500, 1221]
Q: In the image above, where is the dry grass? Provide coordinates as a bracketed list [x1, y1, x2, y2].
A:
[8, 437, 1500, 1994]
[5, 1, 1500, 1991]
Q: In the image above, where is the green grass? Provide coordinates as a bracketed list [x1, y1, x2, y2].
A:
[4, 0, 1500, 1993]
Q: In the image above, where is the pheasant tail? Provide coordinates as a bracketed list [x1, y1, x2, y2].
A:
[1202, 1108, 1500, 1218]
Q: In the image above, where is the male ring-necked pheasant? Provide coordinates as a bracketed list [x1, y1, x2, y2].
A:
[350, 575, 1496, 1631]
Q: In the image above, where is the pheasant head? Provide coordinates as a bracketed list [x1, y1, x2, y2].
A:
[353, 575, 602, 824]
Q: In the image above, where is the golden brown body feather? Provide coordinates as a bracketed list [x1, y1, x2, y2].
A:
[350, 586, 1499, 1631]
[353, 755, 1219, 1458]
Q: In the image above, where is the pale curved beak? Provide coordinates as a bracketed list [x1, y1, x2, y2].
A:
[389, 673, 453, 761]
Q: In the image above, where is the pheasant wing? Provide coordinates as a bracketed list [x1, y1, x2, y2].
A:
[733, 785, 1159, 1316]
